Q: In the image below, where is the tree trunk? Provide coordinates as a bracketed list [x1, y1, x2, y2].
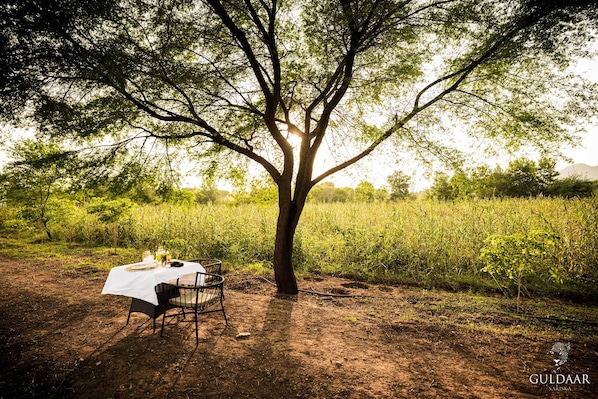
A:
[112, 224, 118, 255]
[273, 197, 301, 295]
[43, 221, 52, 241]
[41, 214, 52, 240]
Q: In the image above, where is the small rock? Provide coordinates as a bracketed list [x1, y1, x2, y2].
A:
[236, 332, 251, 339]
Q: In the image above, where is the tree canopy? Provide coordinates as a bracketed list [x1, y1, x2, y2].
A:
[1, 0, 597, 293]
[0, 139, 76, 239]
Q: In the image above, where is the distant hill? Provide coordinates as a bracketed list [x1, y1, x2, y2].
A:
[559, 163, 598, 180]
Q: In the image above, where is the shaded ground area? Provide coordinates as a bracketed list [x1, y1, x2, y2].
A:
[0, 255, 596, 398]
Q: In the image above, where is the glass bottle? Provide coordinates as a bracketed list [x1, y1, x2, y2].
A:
[156, 246, 166, 267]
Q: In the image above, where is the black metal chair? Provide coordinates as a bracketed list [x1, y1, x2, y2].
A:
[159, 272, 228, 345]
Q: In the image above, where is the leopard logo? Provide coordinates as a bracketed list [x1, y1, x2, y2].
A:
[549, 342, 571, 369]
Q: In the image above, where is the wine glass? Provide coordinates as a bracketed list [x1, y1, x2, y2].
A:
[142, 250, 154, 264]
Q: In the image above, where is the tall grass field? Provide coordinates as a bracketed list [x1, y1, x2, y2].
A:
[4, 196, 598, 298]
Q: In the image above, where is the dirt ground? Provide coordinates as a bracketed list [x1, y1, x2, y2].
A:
[0, 255, 597, 399]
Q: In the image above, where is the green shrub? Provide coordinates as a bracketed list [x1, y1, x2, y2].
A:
[480, 230, 561, 311]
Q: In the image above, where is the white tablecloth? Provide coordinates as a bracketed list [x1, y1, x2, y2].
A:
[101, 261, 205, 305]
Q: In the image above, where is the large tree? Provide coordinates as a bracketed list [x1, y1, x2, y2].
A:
[1, 0, 597, 294]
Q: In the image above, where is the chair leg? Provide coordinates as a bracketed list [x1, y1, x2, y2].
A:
[194, 311, 199, 346]
[160, 308, 167, 337]
[220, 297, 228, 325]
[221, 307, 228, 325]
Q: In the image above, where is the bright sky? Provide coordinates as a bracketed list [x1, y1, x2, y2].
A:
[558, 130, 598, 168]
[316, 122, 598, 192]
[555, 55, 598, 169]
[356, 131, 596, 191]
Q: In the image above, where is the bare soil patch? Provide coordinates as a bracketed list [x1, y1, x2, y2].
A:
[0, 255, 596, 398]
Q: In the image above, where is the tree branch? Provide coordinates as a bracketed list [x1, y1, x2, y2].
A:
[312, 11, 544, 187]
[206, 0, 293, 179]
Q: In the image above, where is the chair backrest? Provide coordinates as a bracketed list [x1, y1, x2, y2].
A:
[186, 259, 222, 275]
[169, 272, 224, 311]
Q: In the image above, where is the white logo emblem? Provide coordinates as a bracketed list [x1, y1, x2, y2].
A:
[549, 342, 571, 369]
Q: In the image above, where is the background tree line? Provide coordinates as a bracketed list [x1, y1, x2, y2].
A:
[427, 158, 597, 200]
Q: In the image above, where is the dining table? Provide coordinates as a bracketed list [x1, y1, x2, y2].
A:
[101, 260, 206, 330]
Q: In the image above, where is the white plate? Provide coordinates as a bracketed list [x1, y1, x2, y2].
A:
[130, 264, 150, 270]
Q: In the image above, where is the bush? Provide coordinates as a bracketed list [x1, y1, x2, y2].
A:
[480, 230, 561, 311]
[545, 177, 596, 198]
